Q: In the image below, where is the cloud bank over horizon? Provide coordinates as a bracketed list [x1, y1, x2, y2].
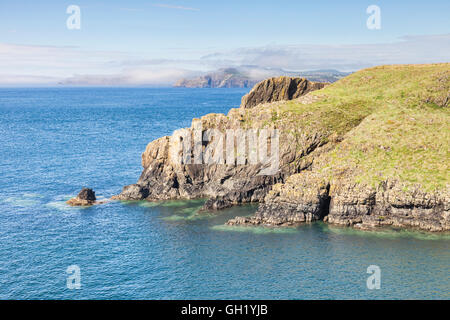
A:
[1, 34, 449, 86]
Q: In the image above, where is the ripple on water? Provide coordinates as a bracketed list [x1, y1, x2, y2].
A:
[1, 193, 44, 208]
[320, 223, 450, 241]
[211, 224, 299, 234]
[22, 193, 44, 198]
[45, 201, 69, 212]
[45, 201, 91, 212]
[45, 194, 89, 212]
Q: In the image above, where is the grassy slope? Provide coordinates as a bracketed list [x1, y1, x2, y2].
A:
[247, 64, 450, 191]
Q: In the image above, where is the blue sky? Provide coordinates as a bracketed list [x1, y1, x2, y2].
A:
[0, 0, 449, 85]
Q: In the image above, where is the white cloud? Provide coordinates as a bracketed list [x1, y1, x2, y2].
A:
[0, 74, 60, 86]
[202, 34, 450, 71]
[60, 68, 200, 86]
[0, 43, 129, 82]
[0, 34, 448, 85]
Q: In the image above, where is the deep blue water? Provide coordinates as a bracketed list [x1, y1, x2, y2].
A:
[0, 87, 448, 300]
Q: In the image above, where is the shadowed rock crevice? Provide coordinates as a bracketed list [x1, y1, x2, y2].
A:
[227, 174, 331, 226]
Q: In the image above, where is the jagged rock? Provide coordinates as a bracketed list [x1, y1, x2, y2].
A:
[112, 110, 327, 209]
[78, 188, 96, 201]
[66, 188, 97, 206]
[115, 76, 332, 208]
[113, 101, 329, 208]
[227, 172, 331, 226]
[203, 196, 232, 211]
[113, 103, 304, 208]
[112, 184, 149, 201]
[240, 77, 327, 108]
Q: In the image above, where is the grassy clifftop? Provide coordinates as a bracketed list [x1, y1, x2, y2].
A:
[242, 63, 449, 192]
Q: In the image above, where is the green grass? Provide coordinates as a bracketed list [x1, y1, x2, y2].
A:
[244, 63, 450, 191]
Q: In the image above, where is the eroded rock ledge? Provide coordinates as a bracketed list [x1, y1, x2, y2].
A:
[227, 177, 449, 232]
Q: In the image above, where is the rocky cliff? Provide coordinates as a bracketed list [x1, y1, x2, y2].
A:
[113, 77, 327, 209]
[116, 64, 450, 232]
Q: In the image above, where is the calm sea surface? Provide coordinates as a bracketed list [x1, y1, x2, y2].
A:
[0, 87, 448, 299]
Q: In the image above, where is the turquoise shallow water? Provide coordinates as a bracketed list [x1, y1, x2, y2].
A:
[0, 88, 448, 299]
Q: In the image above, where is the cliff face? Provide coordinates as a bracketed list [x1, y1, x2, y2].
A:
[326, 181, 449, 232]
[114, 77, 328, 209]
[116, 64, 450, 232]
[229, 176, 449, 232]
[241, 77, 328, 108]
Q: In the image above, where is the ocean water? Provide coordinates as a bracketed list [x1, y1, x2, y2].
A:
[0, 87, 448, 300]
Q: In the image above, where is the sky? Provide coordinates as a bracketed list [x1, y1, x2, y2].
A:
[0, 0, 449, 86]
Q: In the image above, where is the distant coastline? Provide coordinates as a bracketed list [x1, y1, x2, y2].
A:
[174, 66, 350, 88]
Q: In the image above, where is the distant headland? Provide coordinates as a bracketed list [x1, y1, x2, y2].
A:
[173, 66, 350, 88]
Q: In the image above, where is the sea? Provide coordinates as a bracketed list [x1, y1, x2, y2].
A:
[0, 87, 448, 299]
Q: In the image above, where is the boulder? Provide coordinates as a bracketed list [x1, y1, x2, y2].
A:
[77, 188, 96, 201]
[66, 188, 97, 206]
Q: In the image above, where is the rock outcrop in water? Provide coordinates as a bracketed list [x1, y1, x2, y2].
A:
[67, 188, 97, 206]
[116, 64, 450, 232]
